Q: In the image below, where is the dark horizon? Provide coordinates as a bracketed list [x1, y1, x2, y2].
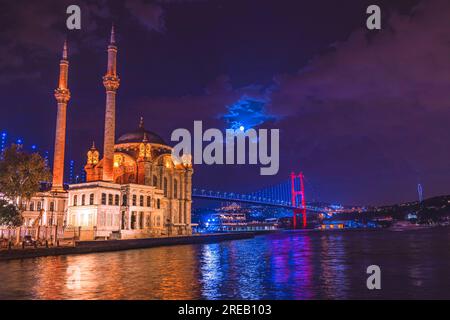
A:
[2, 0, 450, 206]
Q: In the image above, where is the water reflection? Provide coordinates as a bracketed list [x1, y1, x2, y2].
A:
[200, 244, 224, 299]
[318, 234, 349, 299]
[1, 228, 450, 299]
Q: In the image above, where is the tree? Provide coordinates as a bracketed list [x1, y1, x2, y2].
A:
[0, 144, 51, 203]
[0, 199, 22, 227]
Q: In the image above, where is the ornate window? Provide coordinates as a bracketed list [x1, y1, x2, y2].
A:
[139, 212, 144, 229]
[163, 177, 168, 197]
[174, 179, 178, 199]
[115, 194, 119, 206]
[50, 201, 55, 212]
[153, 175, 157, 187]
[139, 195, 144, 207]
[81, 194, 86, 206]
[157, 198, 161, 209]
[131, 212, 137, 230]
[121, 211, 126, 229]
[146, 196, 151, 207]
[108, 194, 113, 205]
[73, 196, 77, 207]
[122, 194, 128, 206]
[132, 194, 137, 206]
[101, 193, 106, 205]
[89, 193, 94, 205]
[29, 202, 34, 211]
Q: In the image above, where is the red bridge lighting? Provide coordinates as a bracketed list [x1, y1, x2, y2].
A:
[291, 172, 307, 229]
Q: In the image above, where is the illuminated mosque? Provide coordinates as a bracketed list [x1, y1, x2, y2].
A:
[21, 27, 193, 239]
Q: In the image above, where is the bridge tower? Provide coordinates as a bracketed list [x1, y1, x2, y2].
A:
[291, 172, 307, 229]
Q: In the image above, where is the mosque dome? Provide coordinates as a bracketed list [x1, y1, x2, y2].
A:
[116, 117, 167, 145]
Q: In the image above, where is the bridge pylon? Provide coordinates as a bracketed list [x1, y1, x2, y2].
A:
[291, 172, 307, 229]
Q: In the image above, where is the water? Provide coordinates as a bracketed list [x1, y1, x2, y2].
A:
[1, 228, 450, 299]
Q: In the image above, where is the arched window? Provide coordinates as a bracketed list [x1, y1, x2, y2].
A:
[122, 194, 128, 206]
[163, 177, 168, 197]
[29, 202, 34, 211]
[157, 198, 161, 209]
[101, 193, 106, 205]
[108, 194, 113, 205]
[73, 196, 77, 207]
[132, 194, 137, 206]
[139, 195, 144, 207]
[174, 179, 178, 199]
[115, 194, 119, 206]
[146, 196, 151, 207]
[81, 194, 86, 206]
[153, 175, 158, 187]
[89, 193, 94, 205]
[50, 201, 55, 212]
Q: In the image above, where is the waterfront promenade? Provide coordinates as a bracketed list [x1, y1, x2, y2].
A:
[0, 232, 255, 261]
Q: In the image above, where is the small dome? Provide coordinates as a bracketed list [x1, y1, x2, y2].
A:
[117, 117, 167, 145]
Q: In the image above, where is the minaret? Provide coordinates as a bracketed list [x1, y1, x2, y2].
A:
[102, 25, 120, 182]
[52, 40, 71, 192]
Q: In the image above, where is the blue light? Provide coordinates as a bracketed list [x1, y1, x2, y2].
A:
[31, 145, 37, 150]
[16, 139, 23, 144]
[221, 97, 276, 131]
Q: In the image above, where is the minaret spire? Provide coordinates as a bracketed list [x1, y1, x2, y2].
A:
[62, 39, 68, 60]
[110, 24, 116, 44]
[52, 40, 71, 191]
[102, 25, 120, 182]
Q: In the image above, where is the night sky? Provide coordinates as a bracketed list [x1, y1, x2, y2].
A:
[2, 0, 450, 206]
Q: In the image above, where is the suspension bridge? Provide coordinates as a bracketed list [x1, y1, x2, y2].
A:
[192, 172, 317, 229]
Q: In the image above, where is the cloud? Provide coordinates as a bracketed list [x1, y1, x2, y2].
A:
[127, 75, 270, 132]
[0, 0, 113, 83]
[125, 0, 165, 32]
[268, 0, 450, 204]
[221, 97, 277, 130]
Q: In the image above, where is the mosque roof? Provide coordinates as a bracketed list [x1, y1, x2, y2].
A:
[116, 117, 167, 145]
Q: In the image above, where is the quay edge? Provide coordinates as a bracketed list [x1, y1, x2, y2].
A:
[0, 232, 255, 261]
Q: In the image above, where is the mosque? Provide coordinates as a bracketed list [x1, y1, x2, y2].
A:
[20, 27, 193, 240]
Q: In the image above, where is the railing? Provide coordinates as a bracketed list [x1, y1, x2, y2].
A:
[0, 226, 65, 241]
[192, 188, 324, 212]
[192, 188, 301, 208]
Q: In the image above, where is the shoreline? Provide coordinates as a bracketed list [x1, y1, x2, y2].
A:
[0, 232, 255, 261]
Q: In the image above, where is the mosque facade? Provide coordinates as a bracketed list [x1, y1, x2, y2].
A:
[18, 27, 193, 240]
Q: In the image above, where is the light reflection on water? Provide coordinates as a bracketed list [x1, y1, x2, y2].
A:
[1, 228, 450, 299]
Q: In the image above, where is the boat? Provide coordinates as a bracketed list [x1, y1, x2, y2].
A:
[205, 212, 279, 233]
